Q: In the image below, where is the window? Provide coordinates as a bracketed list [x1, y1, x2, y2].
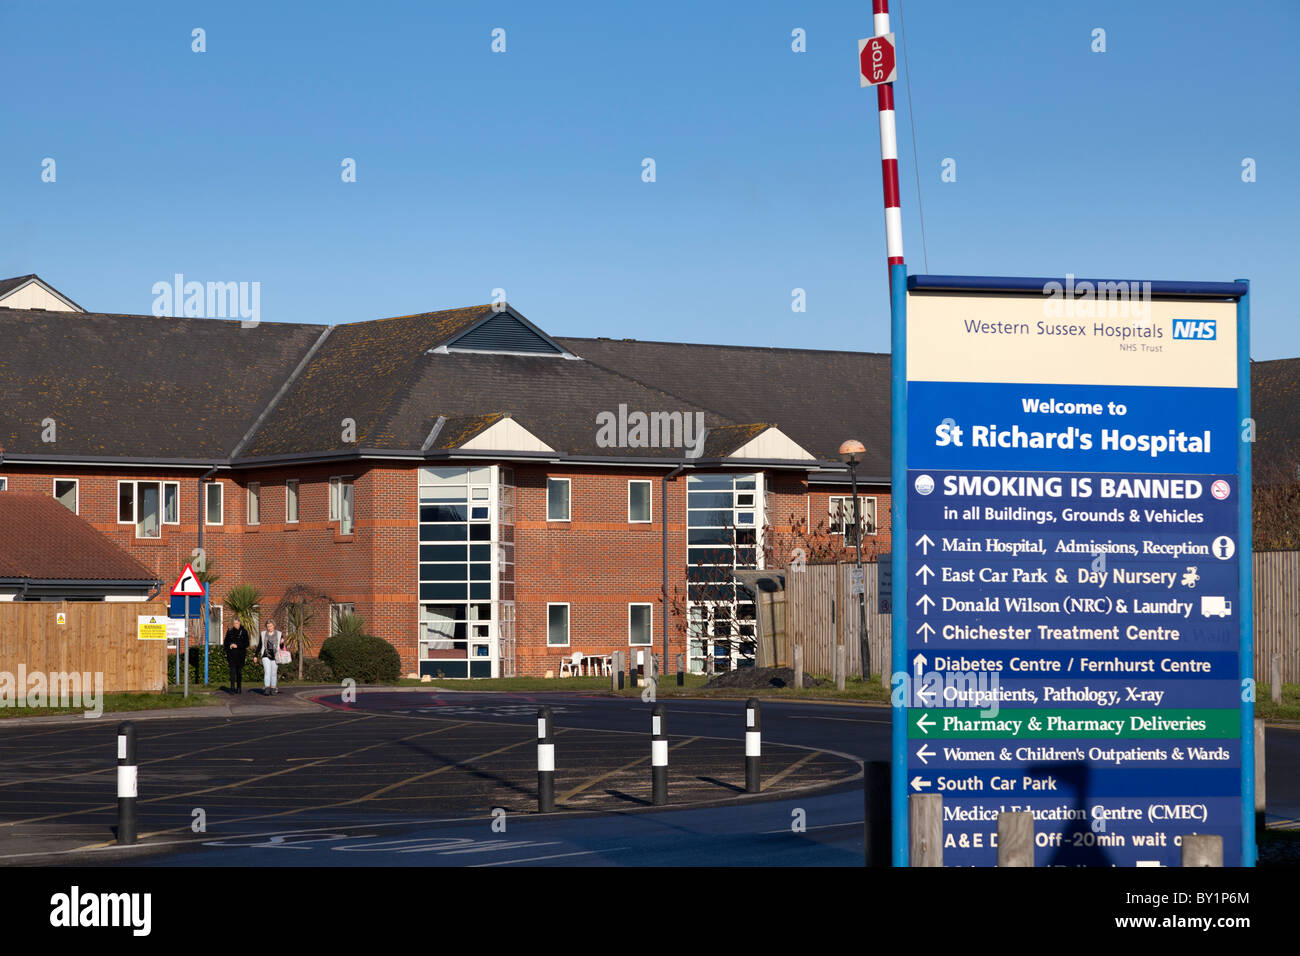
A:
[208, 605, 223, 644]
[247, 482, 260, 526]
[0, 478, 7, 490]
[330, 477, 354, 533]
[629, 603, 653, 646]
[205, 482, 223, 525]
[330, 603, 356, 634]
[286, 480, 299, 523]
[546, 478, 570, 522]
[53, 479, 78, 514]
[116, 480, 165, 538]
[628, 480, 652, 523]
[830, 495, 876, 546]
[340, 482, 353, 534]
[547, 603, 570, 647]
[163, 481, 179, 524]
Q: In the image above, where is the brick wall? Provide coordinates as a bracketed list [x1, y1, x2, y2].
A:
[1, 462, 893, 677]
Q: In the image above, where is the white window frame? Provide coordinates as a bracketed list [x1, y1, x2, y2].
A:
[53, 478, 79, 514]
[205, 482, 224, 526]
[628, 479, 652, 524]
[330, 476, 354, 533]
[247, 482, 261, 526]
[116, 479, 166, 538]
[0, 478, 7, 491]
[546, 602, 570, 647]
[546, 477, 571, 523]
[163, 481, 180, 525]
[628, 602, 653, 646]
[339, 481, 354, 535]
[829, 495, 877, 545]
[117, 480, 135, 524]
[286, 479, 299, 524]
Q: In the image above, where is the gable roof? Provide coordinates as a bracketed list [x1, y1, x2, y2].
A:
[436, 306, 576, 357]
[0, 274, 86, 312]
[0, 493, 161, 584]
[558, 337, 891, 476]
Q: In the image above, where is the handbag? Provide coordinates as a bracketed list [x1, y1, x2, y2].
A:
[276, 643, 291, 665]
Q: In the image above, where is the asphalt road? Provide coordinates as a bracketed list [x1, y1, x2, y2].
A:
[0, 689, 1295, 866]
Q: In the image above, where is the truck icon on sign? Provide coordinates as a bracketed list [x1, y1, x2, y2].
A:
[1200, 596, 1232, 618]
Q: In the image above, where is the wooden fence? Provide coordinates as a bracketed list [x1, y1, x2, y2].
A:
[1255, 551, 1300, 685]
[784, 563, 891, 678]
[0, 601, 167, 693]
[784, 556, 1300, 685]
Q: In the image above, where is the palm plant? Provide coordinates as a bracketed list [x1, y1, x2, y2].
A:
[332, 612, 370, 640]
[273, 584, 332, 680]
[223, 583, 263, 650]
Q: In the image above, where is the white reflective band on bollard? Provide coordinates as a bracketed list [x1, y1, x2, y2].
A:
[117, 736, 127, 760]
[537, 743, 555, 773]
[746, 709, 755, 728]
[746, 731, 761, 757]
[536, 718, 547, 738]
[652, 740, 668, 766]
[652, 715, 661, 736]
[117, 765, 137, 799]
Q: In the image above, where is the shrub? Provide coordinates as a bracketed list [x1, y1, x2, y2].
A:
[184, 648, 335, 685]
[319, 626, 401, 684]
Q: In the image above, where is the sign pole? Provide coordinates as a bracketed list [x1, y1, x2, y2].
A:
[889, 260, 908, 867]
[204, 595, 210, 686]
[1237, 278, 1255, 867]
[183, 599, 189, 699]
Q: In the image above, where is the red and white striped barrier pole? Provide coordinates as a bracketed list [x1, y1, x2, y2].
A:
[872, 0, 904, 286]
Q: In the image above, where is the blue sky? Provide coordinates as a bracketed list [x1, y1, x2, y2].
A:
[2, 1, 1296, 357]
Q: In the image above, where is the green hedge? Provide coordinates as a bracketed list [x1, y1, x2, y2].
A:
[180, 647, 333, 686]
[319, 632, 402, 684]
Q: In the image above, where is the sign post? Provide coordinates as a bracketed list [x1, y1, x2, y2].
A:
[894, 274, 1253, 866]
[170, 563, 206, 700]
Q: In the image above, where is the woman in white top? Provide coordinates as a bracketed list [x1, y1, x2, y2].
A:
[260, 620, 282, 696]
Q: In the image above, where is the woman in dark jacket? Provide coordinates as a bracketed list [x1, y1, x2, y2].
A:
[223, 617, 250, 693]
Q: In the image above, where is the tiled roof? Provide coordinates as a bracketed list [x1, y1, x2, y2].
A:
[559, 337, 891, 474]
[1251, 358, 1300, 485]
[0, 308, 327, 459]
[0, 493, 161, 583]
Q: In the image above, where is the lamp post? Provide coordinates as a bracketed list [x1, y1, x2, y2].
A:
[839, 439, 870, 679]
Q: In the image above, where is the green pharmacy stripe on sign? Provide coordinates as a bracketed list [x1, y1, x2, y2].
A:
[909, 709, 1239, 739]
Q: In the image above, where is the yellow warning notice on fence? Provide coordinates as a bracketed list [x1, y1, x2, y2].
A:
[137, 615, 168, 640]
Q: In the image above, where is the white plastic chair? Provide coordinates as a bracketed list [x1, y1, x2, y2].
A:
[560, 651, 583, 677]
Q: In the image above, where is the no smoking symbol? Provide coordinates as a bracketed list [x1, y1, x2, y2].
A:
[1211, 480, 1230, 500]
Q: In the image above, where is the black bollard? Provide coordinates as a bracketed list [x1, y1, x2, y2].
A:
[537, 706, 555, 812]
[745, 698, 762, 794]
[651, 703, 668, 805]
[117, 721, 137, 845]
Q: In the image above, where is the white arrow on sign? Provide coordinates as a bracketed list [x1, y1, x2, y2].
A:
[915, 622, 934, 643]
[915, 743, 935, 765]
[913, 653, 927, 676]
[915, 533, 935, 555]
[914, 564, 934, 584]
[915, 681, 936, 705]
[910, 776, 932, 792]
[170, 562, 206, 597]
[915, 713, 935, 734]
[915, 593, 935, 615]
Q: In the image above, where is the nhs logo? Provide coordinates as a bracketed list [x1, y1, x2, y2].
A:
[1172, 319, 1217, 340]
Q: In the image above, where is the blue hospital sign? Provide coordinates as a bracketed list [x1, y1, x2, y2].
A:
[899, 277, 1251, 866]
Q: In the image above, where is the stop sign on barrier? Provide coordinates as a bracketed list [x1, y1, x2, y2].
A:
[859, 33, 897, 87]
